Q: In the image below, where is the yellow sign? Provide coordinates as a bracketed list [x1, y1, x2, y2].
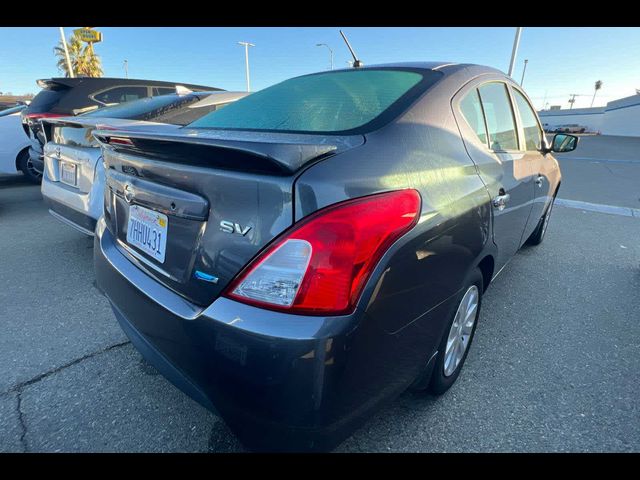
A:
[74, 28, 102, 43]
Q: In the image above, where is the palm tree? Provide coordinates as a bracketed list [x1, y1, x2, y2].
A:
[591, 80, 603, 107]
[54, 31, 103, 77]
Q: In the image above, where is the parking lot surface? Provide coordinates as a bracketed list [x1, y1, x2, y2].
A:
[1, 135, 639, 452]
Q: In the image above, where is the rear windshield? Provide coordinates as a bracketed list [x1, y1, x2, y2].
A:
[188, 68, 442, 134]
[81, 94, 203, 123]
[26, 89, 66, 114]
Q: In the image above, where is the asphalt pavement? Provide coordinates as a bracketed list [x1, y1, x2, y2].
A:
[0, 135, 639, 452]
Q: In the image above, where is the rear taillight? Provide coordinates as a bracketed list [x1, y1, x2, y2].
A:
[95, 124, 121, 131]
[107, 137, 134, 146]
[24, 112, 65, 121]
[224, 189, 421, 316]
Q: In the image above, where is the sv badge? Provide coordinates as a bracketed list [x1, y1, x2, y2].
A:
[220, 220, 251, 236]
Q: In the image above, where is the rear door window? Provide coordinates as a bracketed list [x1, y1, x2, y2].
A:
[478, 83, 519, 151]
[93, 86, 148, 105]
[459, 89, 488, 145]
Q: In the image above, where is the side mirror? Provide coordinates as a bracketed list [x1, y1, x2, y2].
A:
[549, 133, 578, 153]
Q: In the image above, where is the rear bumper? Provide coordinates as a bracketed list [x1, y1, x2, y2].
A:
[41, 154, 104, 236]
[95, 218, 380, 451]
[44, 196, 97, 236]
[95, 216, 452, 451]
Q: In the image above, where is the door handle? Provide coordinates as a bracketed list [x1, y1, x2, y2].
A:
[492, 193, 510, 211]
[535, 175, 544, 187]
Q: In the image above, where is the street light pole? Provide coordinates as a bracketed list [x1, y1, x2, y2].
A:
[507, 27, 523, 77]
[316, 43, 334, 70]
[238, 41, 255, 92]
[520, 59, 528, 86]
[59, 27, 74, 78]
[123, 60, 128, 79]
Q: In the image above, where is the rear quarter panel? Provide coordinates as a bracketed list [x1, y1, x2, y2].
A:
[293, 68, 492, 403]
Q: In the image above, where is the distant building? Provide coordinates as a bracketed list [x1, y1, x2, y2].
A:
[538, 93, 640, 137]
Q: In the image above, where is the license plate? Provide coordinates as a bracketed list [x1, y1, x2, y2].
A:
[60, 162, 77, 187]
[126, 205, 168, 263]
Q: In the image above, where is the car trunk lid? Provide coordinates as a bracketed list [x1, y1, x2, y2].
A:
[42, 117, 180, 193]
[94, 128, 364, 306]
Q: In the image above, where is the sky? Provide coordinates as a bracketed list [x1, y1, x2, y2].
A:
[1, 27, 639, 110]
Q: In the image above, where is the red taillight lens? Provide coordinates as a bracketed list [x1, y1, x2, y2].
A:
[95, 124, 121, 131]
[24, 113, 65, 121]
[224, 189, 421, 316]
[107, 137, 134, 146]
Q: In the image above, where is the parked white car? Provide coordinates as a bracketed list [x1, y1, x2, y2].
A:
[0, 106, 36, 181]
[41, 91, 247, 235]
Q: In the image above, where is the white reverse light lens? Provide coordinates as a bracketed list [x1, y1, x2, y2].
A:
[232, 239, 312, 307]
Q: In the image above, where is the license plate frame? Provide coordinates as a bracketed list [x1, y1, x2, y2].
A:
[126, 204, 168, 264]
[60, 162, 77, 187]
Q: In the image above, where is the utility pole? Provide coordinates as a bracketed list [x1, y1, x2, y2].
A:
[568, 94, 577, 110]
[316, 43, 334, 70]
[507, 27, 523, 77]
[238, 41, 255, 92]
[123, 60, 128, 79]
[520, 59, 528, 86]
[59, 27, 74, 78]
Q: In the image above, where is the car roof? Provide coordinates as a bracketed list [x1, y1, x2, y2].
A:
[37, 77, 220, 91]
[327, 61, 506, 77]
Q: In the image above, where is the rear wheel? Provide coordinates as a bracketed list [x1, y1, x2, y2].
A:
[413, 268, 483, 395]
[17, 149, 42, 184]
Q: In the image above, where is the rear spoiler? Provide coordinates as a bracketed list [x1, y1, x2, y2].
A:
[40, 116, 92, 129]
[92, 129, 361, 175]
[36, 78, 83, 90]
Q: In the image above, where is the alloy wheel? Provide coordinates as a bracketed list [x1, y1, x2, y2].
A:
[443, 285, 479, 377]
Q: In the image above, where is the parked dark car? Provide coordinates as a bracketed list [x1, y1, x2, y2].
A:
[554, 123, 587, 134]
[93, 62, 577, 452]
[20, 77, 222, 182]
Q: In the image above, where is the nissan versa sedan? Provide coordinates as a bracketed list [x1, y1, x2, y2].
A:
[41, 91, 247, 236]
[92, 62, 577, 452]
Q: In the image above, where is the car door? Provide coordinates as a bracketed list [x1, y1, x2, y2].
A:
[510, 86, 560, 238]
[453, 79, 536, 271]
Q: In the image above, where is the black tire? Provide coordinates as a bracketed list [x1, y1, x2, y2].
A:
[17, 149, 42, 184]
[423, 268, 484, 395]
[526, 195, 555, 246]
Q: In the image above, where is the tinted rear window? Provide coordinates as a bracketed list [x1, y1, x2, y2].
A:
[26, 89, 66, 113]
[82, 94, 200, 122]
[188, 68, 441, 134]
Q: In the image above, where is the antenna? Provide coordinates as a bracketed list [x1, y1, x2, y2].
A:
[339, 30, 363, 68]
